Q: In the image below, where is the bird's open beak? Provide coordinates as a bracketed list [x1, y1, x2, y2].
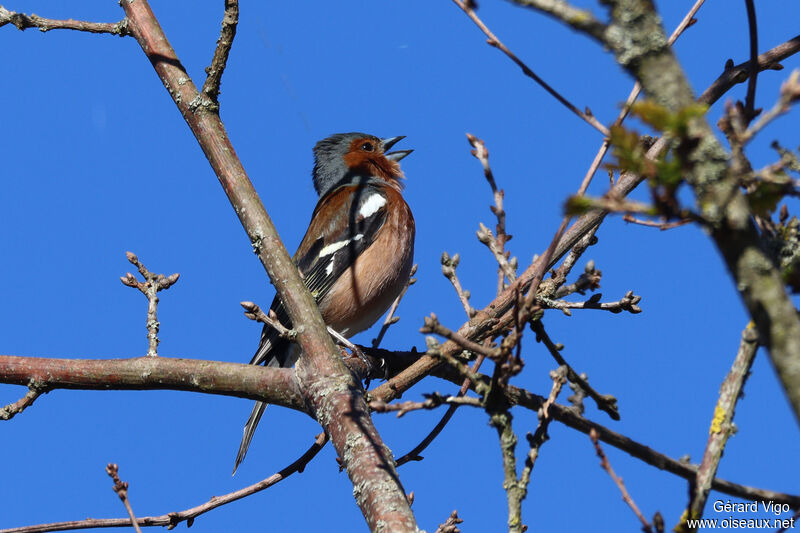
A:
[382, 136, 413, 162]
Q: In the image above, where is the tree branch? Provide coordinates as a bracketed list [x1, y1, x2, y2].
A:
[120, 252, 180, 357]
[118, 2, 417, 529]
[0, 355, 304, 411]
[503, 382, 800, 508]
[0, 382, 47, 421]
[0, 433, 328, 533]
[369, 9, 794, 409]
[3, 350, 797, 510]
[372, 265, 417, 348]
[679, 324, 759, 530]
[700, 35, 800, 105]
[106, 464, 143, 533]
[201, 0, 239, 104]
[452, 0, 609, 136]
[518, 0, 800, 426]
[743, 0, 759, 121]
[589, 429, 653, 533]
[530, 320, 620, 420]
[0, 6, 129, 35]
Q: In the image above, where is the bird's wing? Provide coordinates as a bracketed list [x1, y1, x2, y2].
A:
[249, 181, 389, 368]
[295, 182, 389, 304]
[235, 181, 389, 474]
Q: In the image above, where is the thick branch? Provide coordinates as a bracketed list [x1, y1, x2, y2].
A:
[511, 0, 800, 424]
[119, 2, 417, 530]
[607, 0, 800, 423]
[4, 350, 797, 510]
[0, 355, 303, 411]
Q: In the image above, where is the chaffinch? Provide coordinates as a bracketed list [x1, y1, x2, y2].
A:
[234, 132, 415, 473]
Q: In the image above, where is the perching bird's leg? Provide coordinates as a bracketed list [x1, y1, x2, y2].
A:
[327, 326, 376, 382]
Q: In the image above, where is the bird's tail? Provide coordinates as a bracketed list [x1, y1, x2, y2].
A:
[233, 400, 268, 475]
[233, 321, 296, 474]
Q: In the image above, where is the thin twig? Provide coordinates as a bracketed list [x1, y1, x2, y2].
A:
[452, 0, 609, 136]
[567, 195, 705, 227]
[540, 366, 567, 419]
[369, 393, 483, 417]
[395, 353, 487, 466]
[435, 510, 463, 533]
[0, 6, 129, 35]
[372, 265, 417, 348]
[490, 407, 527, 533]
[424, 337, 490, 396]
[521, 217, 571, 316]
[529, 320, 620, 420]
[743, 0, 759, 121]
[0, 382, 48, 421]
[120, 252, 180, 357]
[520, 366, 566, 489]
[440, 253, 476, 317]
[539, 290, 642, 315]
[201, 0, 239, 104]
[325, 326, 372, 373]
[240, 301, 296, 340]
[106, 464, 143, 533]
[539, 229, 600, 299]
[623, 214, 692, 231]
[466, 134, 517, 289]
[553, 265, 602, 298]
[421, 314, 499, 361]
[700, 35, 800, 105]
[740, 70, 800, 143]
[1, 434, 328, 533]
[573, 0, 706, 196]
[679, 324, 759, 530]
[590, 429, 653, 533]
[477, 223, 517, 285]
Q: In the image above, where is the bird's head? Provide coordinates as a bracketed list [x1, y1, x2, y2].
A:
[312, 132, 412, 197]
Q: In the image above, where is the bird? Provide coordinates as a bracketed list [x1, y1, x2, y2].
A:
[233, 132, 415, 474]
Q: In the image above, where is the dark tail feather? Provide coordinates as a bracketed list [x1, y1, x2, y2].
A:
[234, 315, 294, 474]
[232, 400, 268, 475]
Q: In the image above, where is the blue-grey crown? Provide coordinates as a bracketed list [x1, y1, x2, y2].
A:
[312, 132, 378, 198]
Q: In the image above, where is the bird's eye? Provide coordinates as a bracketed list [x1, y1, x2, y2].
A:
[361, 142, 374, 152]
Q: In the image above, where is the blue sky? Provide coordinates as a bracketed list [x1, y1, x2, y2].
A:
[2, 1, 799, 531]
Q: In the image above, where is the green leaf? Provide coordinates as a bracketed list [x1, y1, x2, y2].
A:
[607, 125, 654, 177]
[746, 181, 788, 217]
[631, 101, 671, 131]
[564, 195, 594, 216]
